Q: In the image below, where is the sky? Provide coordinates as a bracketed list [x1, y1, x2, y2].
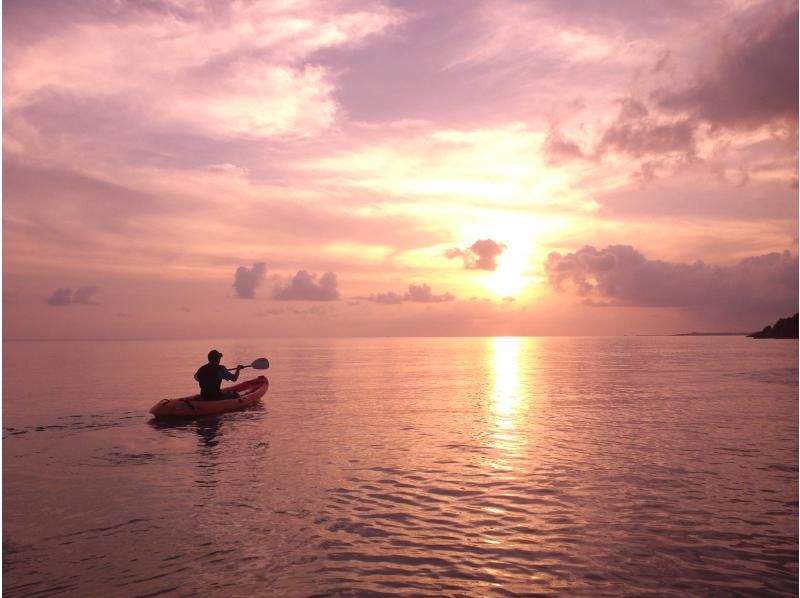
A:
[3, 0, 798, 340]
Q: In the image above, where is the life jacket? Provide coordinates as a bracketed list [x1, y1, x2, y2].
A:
[196, 362, 223, 400]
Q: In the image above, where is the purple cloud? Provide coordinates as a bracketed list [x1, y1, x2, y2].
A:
[362, 291, 405, 304]
[405, 283, 455, 303]
[597, 98, 696, 159]
[44, 286, 99, 306]
[361, 284, 455, 304]
[45, 288, 73, 307]
[542, 126, 590, 165]
[654, 5, 798, 130]
[446, 239, 507, 271]
[274, 271, 339, 301]
[546, 245, 798, 321]
[233, 262, 267, 298]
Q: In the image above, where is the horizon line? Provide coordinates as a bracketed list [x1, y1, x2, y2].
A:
[2, 332, 759, 343]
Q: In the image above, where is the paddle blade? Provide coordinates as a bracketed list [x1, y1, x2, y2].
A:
[251, 357, 269, 370]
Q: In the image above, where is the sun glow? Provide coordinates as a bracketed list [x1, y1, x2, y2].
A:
[482, 244, 532, 297]
[470, 218, 538, 298]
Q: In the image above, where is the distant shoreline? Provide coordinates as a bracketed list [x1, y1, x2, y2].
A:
[672, 332, 751, 337]
[637, 332, 751, 337]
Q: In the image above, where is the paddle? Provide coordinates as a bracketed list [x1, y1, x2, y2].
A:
[227, 357, 269, 372]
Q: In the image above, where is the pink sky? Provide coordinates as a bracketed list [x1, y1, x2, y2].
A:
[3, 0, 798, 339]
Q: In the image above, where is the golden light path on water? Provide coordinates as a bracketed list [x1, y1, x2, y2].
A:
[488, 336, 531, 468]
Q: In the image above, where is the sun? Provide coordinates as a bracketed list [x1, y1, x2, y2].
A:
[481, 243, 531, 297]
[456, 211, 550, 299]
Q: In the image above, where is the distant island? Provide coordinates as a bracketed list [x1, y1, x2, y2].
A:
[748, 313, 799, 339]
[672, 332, 749, 336]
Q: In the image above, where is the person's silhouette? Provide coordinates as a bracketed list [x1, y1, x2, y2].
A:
[194, 349, 243, 400]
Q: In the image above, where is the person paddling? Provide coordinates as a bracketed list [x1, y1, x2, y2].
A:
[195, 349, 243, 401]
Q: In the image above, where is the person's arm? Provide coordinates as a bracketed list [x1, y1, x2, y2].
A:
[219, 365, 243, 382]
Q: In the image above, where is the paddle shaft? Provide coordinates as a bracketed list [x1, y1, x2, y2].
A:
[226, 357, 269, 372]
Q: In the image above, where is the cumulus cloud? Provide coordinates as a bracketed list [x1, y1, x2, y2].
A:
[44, 286, 99, 306]
[233, 262, 267, 299]
[546, 245, 798, 320]
[362, 284, 455, 304]
[273, 270, 339, 301]
[446, 239, 507, 271]
[654, 5, 798, 130]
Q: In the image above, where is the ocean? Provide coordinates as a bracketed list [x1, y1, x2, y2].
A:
[3, 336, 798, 596]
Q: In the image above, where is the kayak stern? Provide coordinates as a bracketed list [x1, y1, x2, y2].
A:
[149, 375, 268, 418]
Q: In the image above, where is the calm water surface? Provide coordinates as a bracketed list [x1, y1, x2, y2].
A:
[3, 337, 798, 596]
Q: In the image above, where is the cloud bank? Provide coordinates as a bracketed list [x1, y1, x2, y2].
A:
[274, 270, 339, 301]
[546, 245, 798, 321]
[362, 283, 455, 304]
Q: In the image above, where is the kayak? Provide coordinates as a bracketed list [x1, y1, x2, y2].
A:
[149, 376, 269, 418]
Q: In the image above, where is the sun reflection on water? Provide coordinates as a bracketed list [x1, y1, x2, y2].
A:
[491, 337, 524, 419]
[488, 336, 529, 464]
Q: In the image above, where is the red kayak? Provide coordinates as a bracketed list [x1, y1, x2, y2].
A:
[149, 376, 269, 418]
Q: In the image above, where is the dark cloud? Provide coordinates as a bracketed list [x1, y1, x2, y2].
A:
[446, 239, 507, 271]
[654, 5, 798, 130]
[233, 262, 266, 298]
[361, 284, 455, 304]
[542, 127, 590, 165]
[45, 288, 73, 307]
[44, 286, 100, 306]
[531, 0, 718, 36]
[546, 245, 798, 321]
[273, 271, 339, 301]
[631, 160, 660, 185]
[550, 97, 697, 175]
[597, 98, 696, 158]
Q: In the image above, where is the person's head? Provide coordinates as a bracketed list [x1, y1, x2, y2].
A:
[208, 349, 223, 364]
